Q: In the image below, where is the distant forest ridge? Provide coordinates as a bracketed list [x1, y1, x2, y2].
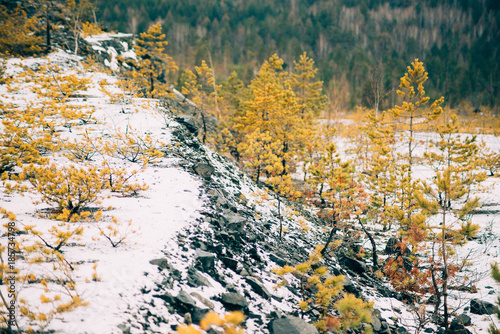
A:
[96, 0, 500, 110]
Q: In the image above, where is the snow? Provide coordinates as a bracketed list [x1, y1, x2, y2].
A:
[84, 33, 134, 44]
[0, 50, 204, 333]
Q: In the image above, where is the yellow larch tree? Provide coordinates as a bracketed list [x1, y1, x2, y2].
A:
[181, 60, 221, 144]
[237, 54, 302, 181]
[389, 58, 443, 169]
[131, 22, 177, 97]
[0, 3, 42, 55]
[290, 52, 327, 118]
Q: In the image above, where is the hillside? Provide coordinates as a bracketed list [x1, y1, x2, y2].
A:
[0, 32, 499, 334]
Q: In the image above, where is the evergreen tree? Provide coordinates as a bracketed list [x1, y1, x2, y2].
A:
[363, 110, 396, 231]
[237, 54, 301, 180]
[290, 52, 327, 117]
[306, 143, 368, 257]
[131, 22, 177, 97]
[0, 3, 42, 55]
[417, 115, 487, 328]
[181, 60, 221, 143]
[389, 59, 443, 170]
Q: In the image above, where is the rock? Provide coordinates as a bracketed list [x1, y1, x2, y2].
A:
[153, 292, 175, 304]
[220, 292, 249, 311]
[222, 212, 247, 235]
[398, 291, 417, 304]
[175, 290, 197, 311]
[385, 238, 410, 255]
[402, 256, 413, 271]
[191, 292, 215, 309]
[385, 237, 400, 254]
[470, 299, 496, 315]
[245, 276, 272, 299]
[453, 314, 471, 326]
[371, 314, 382, 332]
[194, 163, 215, 180]
[340, 256, 367, 274]
[216, 195, 229, 208]
[270, 253, 287, 267]
[184, 312, 192, 325]
[149, 258, 169, 269]
[427, 294, 439, 304]
[395, 327, 408, 334]
[191, 307, 210, 325]
[379, 321, 391, 334]
[186, 139, 200, 149]
[449, 322, 472, 334]
[187, 267, 212, 287]
[376, 285, 394, 298]
[269, 316, 318, 334]
[117, 323, 131, 334]
[175, 116, 198, 135]
[195, 249, 216, 274]
[220, 256, 239, 271]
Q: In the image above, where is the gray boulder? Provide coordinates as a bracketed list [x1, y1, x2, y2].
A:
[246, 276, 272, 299]
[187, 267, 212, 287]
[175, 116, 198, 135]
[269, 316, 318, 334]
[195, 249, 216, 274]
[175, 290, 197, 311]
[194, 162, 215, 180]
[220, 292, 249, 311]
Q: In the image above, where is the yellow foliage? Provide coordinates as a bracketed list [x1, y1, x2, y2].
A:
[25, 163, 105, 217]
[0, 5, 42, 55]
[273, 245, 370, 333]
[81, 22, 103, 37]
[334, 293, 373, 333]
[174, 311, 245, 334]
[128, 23, 177, 98]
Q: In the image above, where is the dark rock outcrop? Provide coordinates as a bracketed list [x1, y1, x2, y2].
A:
[220, 292, 249, 311]
[339, 255, 367, 274]
[194, 249, 216, 275]
[245, 276, 272, 299]
[470, 299, 495, 315]
[194, 162, 215, 180]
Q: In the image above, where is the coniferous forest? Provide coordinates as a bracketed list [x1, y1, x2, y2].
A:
[96, 0, 500, 109]
[0, 1, 500, 333]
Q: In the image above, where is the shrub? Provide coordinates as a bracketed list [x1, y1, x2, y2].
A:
[174, 311, 245, 334]
[103, 127, 164, 164]
[274, 245, 373, 333]
[25, 163, 105, 219]
[0, 209, 87, 332]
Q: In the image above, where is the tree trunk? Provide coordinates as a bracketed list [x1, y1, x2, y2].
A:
[409, 113, 413, 170]
[200, 109, 207, 144]
[442, 206, 449, 330]
[321, 215, 338, 257]
[149, 72, 154, 95]
[278, 197, 282, 242]
[358, 216, 378, 268]
[46, 1, 51, 52]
